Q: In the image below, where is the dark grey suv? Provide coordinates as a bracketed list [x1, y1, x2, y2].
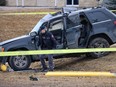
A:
[0, 7, 116, 71]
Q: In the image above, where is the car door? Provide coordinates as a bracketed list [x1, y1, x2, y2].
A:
[66, 13, 82, 48]
[48, 17, 65, 49]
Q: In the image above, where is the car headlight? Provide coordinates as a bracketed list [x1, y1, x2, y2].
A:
[0, 46, 4, 52]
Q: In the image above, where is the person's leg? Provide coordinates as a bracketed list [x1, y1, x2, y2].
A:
[39, 55, 47, 71]
[47, 54, 54, 71]
[78, 38, 85, 47]
[79, 29, 88, 48]
[82, 30, 90, 47]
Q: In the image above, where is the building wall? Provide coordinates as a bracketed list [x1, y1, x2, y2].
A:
[24, 0, 37, 6]
[6, 0, 100, 7]
[6, 0, 16, 6]
[79, 0, 98, 7]
[56, 0, 66, 7]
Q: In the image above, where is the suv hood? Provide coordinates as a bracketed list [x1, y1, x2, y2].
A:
[0, 35, 30, 46]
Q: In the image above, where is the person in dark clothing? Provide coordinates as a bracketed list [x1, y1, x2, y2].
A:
[79, 15, 90, 47]
[38, 26, 57, 72]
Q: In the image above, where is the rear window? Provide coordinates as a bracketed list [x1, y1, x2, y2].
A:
[89, 11, 110, 23]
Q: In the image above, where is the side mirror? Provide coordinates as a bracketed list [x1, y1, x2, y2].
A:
[30, 32, 37, 37]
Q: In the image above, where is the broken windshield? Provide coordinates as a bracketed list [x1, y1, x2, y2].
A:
[30, 14, 53, 33]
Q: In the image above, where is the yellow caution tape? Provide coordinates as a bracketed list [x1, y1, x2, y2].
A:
[111, 10, 116, 12]
[0, 12, 55, 15]
[0, 10, 115, 16]
[0, 48, 116, 57]
[45, 71, 116, 77]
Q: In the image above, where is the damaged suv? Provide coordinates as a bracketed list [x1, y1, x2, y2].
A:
[0, 7, 116, 71]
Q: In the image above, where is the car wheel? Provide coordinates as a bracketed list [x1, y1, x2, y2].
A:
[88, 38, 110, 58]
[8, 55, 31, 71]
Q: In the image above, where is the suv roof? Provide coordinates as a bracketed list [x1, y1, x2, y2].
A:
[51, 7, 109, 17]
[66, 7, 108, 15]
[31, 7, 116, 33]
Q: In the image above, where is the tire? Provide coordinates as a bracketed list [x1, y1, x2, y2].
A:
[88, 37, 110, 58]
[8, 55, 31, 71]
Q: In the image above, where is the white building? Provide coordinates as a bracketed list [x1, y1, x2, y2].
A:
[6, 0, 104, 7]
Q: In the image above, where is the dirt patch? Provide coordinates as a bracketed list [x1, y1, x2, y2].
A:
[0, 8, 116, 87]
[0, 15, 44, 41]
[0, 72, 116, 87]
[1, 53, 116, 87]
[0, 8, 59, 42]
[30, 53, 116, 72]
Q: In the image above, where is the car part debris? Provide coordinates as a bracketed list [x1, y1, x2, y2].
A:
[29, 75, 39, 81]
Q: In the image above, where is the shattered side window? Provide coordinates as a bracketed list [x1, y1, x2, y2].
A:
[67, 14, 80, 29]
[49, 19, 63, 31]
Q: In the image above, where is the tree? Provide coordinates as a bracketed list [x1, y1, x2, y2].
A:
[104, 0, 116, 9]
[0, 0, 6, 6]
